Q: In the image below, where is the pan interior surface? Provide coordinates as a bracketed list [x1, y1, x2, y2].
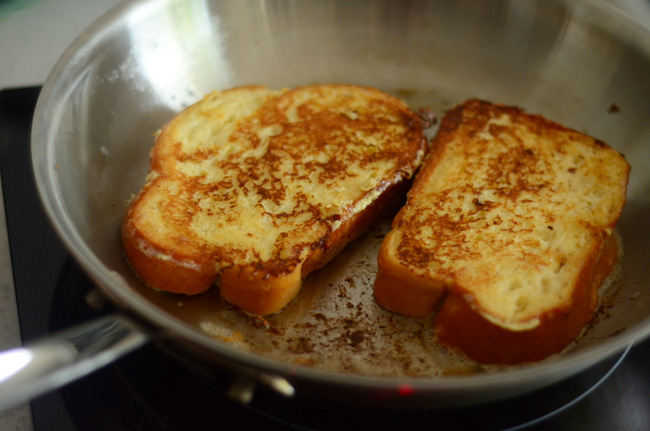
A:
[32, 0, 650, 405]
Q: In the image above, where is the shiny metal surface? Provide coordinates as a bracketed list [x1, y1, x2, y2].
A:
[0, 315, 147, 412]
[25, 0, 650, 408]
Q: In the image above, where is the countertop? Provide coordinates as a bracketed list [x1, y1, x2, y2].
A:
[0, 1, 649, 430]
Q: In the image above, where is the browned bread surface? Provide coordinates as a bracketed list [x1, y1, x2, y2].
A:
[122, 84, 428, 315]
[373, 99, 630, 364]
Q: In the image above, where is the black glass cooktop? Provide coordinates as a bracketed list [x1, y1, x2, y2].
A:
[1, 86, 649, 431]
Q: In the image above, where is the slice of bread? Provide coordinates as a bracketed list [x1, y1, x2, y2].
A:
[122, 84, 429, 315]
[373, 99, 630, 364]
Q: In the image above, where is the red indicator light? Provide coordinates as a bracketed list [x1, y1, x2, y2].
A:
[398, 383, 414, 397]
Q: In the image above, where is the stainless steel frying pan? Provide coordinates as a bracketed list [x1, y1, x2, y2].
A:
[2, 0, 650, 412]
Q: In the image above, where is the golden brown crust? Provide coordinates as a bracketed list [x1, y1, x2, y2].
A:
[434, 233, 618, 364]
[122, 84, 429, 315]
[374, 229, 448, 318]
[121, 200, 218, 295]
[373, 99, 630, 364]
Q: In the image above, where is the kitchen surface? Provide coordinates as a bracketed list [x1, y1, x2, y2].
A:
[1, 1, 650, 430]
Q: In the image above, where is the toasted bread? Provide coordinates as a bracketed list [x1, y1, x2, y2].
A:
[373, 99, 630, 364]
[122, 84, 429, 315]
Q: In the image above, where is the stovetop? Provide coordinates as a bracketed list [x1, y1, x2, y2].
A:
[1, 86, 649, 430]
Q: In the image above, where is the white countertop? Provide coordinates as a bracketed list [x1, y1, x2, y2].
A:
[0, 0, 123, 90]
[0, 1, 649, 430]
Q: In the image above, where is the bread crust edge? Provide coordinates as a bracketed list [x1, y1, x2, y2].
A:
[434, 231, 619, 364]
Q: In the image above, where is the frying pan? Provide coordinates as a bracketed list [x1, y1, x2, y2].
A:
[2, 0, 650, 412]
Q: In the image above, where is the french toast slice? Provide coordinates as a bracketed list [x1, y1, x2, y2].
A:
[122, 84, 429, 315]
[373, 99, 630, 364]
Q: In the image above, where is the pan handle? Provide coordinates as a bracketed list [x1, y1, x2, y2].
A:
[0, 314, 148, 412]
